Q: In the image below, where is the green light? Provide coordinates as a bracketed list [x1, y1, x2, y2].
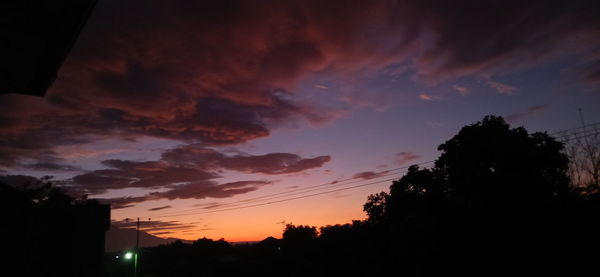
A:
[124, 252, 133, 260]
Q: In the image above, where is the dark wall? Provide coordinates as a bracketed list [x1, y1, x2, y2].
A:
[1, 202, 110, 277]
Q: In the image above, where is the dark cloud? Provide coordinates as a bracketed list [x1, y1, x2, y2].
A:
[580, 60, 600, 84]
[63, 142, 329, 208]
[160, 145, 224, 167]
[112, 219, 198, 233]
[72, 160, 219, 194]
[151, 231, 175, 236]
[162, 144, 331, 174]
[2, 0, 599, 174]
[0, 94, 315, 166]
[20, 162, 82, 172]
[413, 0, 600, 80]
[219, 153, 331, 174]
[98, 196, 148, 210]
[505, 104, 547, 123]
[396, 152, 422, 165]
[149, 180, 271, 200]
[352, 171, 390, 180]
[585, 70, 600, 83]
[193, 202, 225, 209]
[97, 180, 270, 209]
[0, 174, 43, 188]
[148, 205, 172, 211]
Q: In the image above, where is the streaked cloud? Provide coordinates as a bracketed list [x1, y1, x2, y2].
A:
[148, 205, 172, 211]
[453, 85, 470, 96]
[162, 144, 331, 175]
[65, 144, 330, 208]
[505, 104, 547, 123]
[485, 78, 517, 95]
[396, 152, 421, 165]
[352, 170, 390, 180]
[112, 219, 198, 233]
[419, 94, 442, 101]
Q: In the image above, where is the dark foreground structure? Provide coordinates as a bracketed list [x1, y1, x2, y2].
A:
[1, 0, 97, 96]
[1, 181, 110, 277]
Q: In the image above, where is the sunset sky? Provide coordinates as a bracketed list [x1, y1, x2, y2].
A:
[1, 0, 600, 242]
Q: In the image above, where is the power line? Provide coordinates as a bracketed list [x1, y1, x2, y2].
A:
[146, 122, 599, 219]
[552, 122, 600, 143]
[554, 129, 600, 141]
[154, 177, 404, 218]
[551, 122, 600, 136]
[152, 160, 435, 217]
[154, 170, 412, 217]
[561, 131, 600, 142]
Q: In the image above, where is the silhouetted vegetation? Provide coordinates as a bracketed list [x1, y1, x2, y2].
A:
[1, 176, 110, 277]
[102, 115, 600, 276]
[565, 123, 600, 194]
[360, 115, 599, 276]
[6, 116, 597, 276]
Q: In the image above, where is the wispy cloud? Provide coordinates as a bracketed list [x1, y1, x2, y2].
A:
[453, 85, 470, 96]
[396, 152, 422, 165]
[419, 94, 442, 101]
[352, 170, 390, 180]
[485, 78, 517, 95]
[505, 104, 547, 123]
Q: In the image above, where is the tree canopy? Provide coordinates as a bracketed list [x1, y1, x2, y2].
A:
[366, 115, 572, 223]
[359, 116, 600, 275]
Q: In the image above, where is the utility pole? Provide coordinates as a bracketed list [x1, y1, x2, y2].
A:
[577, 108, 586, 128]
[134, 217, 139, 277]
[577, 108, 593, 146]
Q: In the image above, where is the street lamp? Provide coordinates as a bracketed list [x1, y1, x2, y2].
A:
[123, 217, 148, 277]
[122, 251, 138, 277]
[124, 252, 133, 260]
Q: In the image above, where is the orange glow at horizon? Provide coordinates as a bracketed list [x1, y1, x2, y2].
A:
[110, 182, 387, 242]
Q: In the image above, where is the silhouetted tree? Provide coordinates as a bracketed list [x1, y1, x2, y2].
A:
[363, 116, 584, 275]
[1, 175, 108, 277]
[367, 116, 571, 219]
[281, 224, 318, 257]
[435, 115, 570, 207]
[565, 125, 600, 194]
[362, 192, 389, 224]
[0, 175, 74, 206]
[282, 224, 317, 244]
[193, 237, 232, 249]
